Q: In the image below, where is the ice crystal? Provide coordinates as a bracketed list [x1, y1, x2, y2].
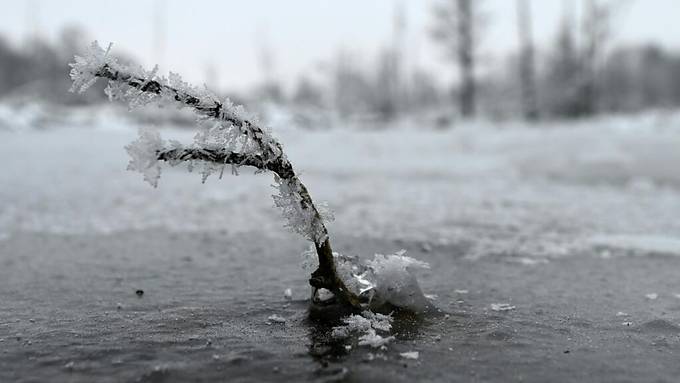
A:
[125, 127, 164, 187]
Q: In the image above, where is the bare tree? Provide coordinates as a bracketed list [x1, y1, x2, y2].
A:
[580, 0, 613, 115]
[516, 0, 539, 120]
[432, 0, 479, 118]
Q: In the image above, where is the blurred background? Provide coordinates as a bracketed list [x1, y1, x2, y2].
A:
[1, 0, 680, 128]
[0, 0, 679, 255]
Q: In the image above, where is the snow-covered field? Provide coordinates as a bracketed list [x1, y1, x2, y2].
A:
[2, 107, 680, 382]
[2, 108, 680, 259]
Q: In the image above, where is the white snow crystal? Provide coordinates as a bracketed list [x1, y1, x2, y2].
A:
[125, 127, 164, 187]
[357, 329, 394, 348]
[400, 351, 419, 360]
[490, 303, 516, 311]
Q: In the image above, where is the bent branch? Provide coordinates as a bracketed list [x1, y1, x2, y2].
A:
[80, 62, 361, 308]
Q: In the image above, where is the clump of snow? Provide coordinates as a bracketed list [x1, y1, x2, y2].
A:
[490, 303, 516, 311]
[358, 329, 394, 348]
[364, 250, 431, 312]
[400, 351, 419, 360]
[332, 311, 395, 349]
[332, 311, 393, 339]
[327, 249, 431, 312]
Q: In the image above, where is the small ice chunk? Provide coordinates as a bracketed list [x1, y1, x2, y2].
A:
[645, 293, 658, 300]
[366, 250, 431, 312]
[283, 288, 292, 300]
[616, 311, 629, 317]
[454, 289, 469, 294]
[400, 351, 419, 360]
[622, 321, 633, 326]
[316, 288, 334, 302]
[358, 329, 394, 348]
[490, 303, 516, 312]
[424, 294, 438, 301]
[267, 314, 286, 324]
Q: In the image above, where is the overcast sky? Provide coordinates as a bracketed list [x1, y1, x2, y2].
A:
[0, 0, 677, 92]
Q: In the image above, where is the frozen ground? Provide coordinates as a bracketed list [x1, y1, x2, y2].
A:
[1, 110, 680, 382]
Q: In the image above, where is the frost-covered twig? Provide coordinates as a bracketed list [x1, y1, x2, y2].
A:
[69, 42, 361, 308]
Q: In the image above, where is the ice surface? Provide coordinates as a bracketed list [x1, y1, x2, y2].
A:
[589, 235, 680, 256]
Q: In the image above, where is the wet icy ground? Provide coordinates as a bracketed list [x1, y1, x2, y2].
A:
[2, 114, 680, 382]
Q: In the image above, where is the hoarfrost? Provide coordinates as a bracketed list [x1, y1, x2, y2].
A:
[70, 41, 332, 244]
[124, 127, 164, 187]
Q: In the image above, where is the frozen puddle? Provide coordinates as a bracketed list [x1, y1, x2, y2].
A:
[589, 234, 680, 256]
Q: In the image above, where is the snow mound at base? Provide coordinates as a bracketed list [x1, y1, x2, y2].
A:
[333, 250, 431, 312]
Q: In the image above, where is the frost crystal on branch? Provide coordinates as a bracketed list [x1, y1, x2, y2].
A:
[69, 41, 329, 245]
